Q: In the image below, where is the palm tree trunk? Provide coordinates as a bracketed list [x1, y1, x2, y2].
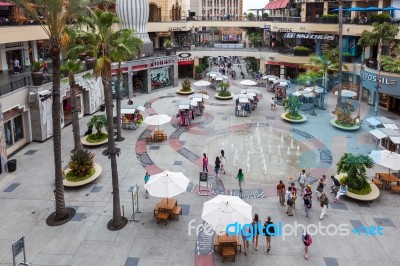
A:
[375, 39, 383, 116]
[50, 41, 67, 220]
[69, 72, 83, 152]
[102, 61, 126, 230]
[115, 62, 123, 141]
[357, 48, 365, 118]
[336, 0, 343, 108]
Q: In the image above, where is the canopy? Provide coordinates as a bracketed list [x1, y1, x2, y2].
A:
[383, 7, 400, 11]
[189, 93, 210, 100]
[193, 80, 211, 87]
[265, 0, 289, 10]
[0, 2, 14, 6]
[179, 104, 190, 109]
[144, 171, 190, 198]
[389, 136, 400, 144]
[304, 86, 324, 94]
[369, 129, 388, 140]
[335, 90, 356, 98]
[143, 114, 171, 127]
[240, 80, 257, 86]
[383, 124, 399, 130]
[332, 7, 386, 12]
[379, 128, 400, 137]
[263, 75, 279, 81]
[366, 117, 396, 126]
[369, 150, 400, 171]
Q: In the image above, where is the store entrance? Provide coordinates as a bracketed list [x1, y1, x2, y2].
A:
[5, 50, 23, 71]
[389, 96, 400, 115]
[62, 93, 83, 126]
[132, 70, 148, 95]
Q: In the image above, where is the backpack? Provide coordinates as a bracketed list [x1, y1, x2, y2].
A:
[302, 234, 312, 246]
[263, 221, 275, 235]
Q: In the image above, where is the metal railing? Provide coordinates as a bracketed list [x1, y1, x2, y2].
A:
[0, 75, 31, 97]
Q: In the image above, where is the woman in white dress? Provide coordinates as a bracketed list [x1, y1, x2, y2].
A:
[219, 150, 226, 174]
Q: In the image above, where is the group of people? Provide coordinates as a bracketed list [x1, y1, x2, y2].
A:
[202, 150, 226, 180]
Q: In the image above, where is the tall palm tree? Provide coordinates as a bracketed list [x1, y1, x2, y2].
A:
[371, 22, 399, 115]
[110, 29, 143, 142]
[337, 0, 344, 108]
[248, 32, 262, 49]
[381, 46, 400, 73]
[297, 70, 322, 116]
[80, 8, 127, 230]
[12, 0, 89, 226]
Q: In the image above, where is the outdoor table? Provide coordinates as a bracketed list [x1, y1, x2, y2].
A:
[158, 198, 177, 213]
[377, 172, 400, 190]
[217, 233, 240, 255]
[153, 130, 166, 142]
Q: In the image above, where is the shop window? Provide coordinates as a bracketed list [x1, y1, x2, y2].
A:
[4, 115, 24, 148]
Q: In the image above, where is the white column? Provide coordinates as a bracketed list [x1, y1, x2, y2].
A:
[23, 41, 30, 67]
[31, 41, 38, 62]
[0, 44, 7, 71]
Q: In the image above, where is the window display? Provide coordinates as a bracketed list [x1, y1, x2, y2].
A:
[151, 67, 171, 89]
[4, 115, 24, 148]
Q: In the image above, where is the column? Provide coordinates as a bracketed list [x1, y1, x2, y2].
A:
[193, 57, 200, 77]
[350, 1, 357, 20]
[378, 0, 383, 14]
[22, 41, 30, 67]
[147, 61, 152, 93]
[301, 3, 307, 22]
[260, 57, 266, 74]
[31, 41, 38, 62]
[0, 44, 7, 71]
[127, 62, 133, 98]
[323, 2, 329, 16]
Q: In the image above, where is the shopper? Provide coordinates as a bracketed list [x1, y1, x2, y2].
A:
[270, 97, 275, 110]
[41, 59, 49, 73]
[13, 58, 20, 74]
[215, 156, 221, 179]
[252, 213, 260, 251]
[303, 185, 312, 219]
[144, 172, 150, 199]
[334, 182, 348, 202]
[202, 153, 208, 172]
[276, 180, 286, 206]
[236, 169, 244, 197]
[242, 224, 249, 255]
[298, 169, 307, 196]
[290, 182, 297, 208]
[330, 175, 340, 195]
[319, 191, 329, 220]
[315, 175, 326, 199]
[220, 150, 226, 174]
[302, 231, 312, 259]
[263, 216, 274, 253]
[286, 186, 294, 216]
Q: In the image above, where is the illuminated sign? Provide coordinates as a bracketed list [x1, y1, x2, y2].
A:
[283, 32, 335, 41]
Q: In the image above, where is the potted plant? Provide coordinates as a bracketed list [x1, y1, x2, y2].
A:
[330, 107, 360, 130]
[293, 46, 310, 56]
[282, 96, 307, 122]
[66, 149, 95, 182]
[31, 61, 44, 86]
[83, 114, 108, 144]
[177, 77, 194, 94]
[322, 14, 338, 23]
[195, 64, 205, 80]
[343, 52, 352, 63]
[163, 39, 174, 56]
[84, 50, 97, 70]
[337, 153, 374, 195]
[216, 81, 232, 99]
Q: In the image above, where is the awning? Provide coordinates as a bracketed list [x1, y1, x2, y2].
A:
[389, 136, 400, 144]
[265, 0, 289, 10]
[0, 2, 14, 6]
[379, 128, 400, 137]
[369, 129, 388, 140]
[383, 124, 399, 130]
[178, 60, 194, 66]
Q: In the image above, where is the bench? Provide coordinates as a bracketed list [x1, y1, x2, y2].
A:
[372, 178, 383, 189]
[391, 186, 400, 193]
[157, 212, 170, 225]
[213, 236, 220, 252]
[154, 203, 160, 217]
[146, 135, 153, 144]
[221, 246, 236, 262]
[162, 133, 168, 141]
[171, 206, 182, 220]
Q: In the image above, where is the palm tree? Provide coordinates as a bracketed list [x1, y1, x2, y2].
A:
[12, 0, 89, 226]
[370, 22, 399, 116]
[110, 29, 143, 142]
[80, 8, 127, 230]
[381, 46, 400, 73]
[297, 70, 322, 116]
[248, 32, 262, 49]
[337, 0, 344, 108]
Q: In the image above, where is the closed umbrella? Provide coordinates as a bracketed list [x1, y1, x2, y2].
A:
[143, 114, 172, 130]
[201, 195, 253, 232]
[369, 150, 400, 171]
[144, 170, 190, 199]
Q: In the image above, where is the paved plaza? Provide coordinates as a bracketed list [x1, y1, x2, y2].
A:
[1, 75, 400, 266]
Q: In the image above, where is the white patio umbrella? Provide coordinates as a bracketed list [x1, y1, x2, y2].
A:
[144, 170, 190, 199]
[305, 86, 324, 94]
[215, 75, 228, 81]
[143, 114, 172, 130]
[369, 150, 400, 171]
[189, 93, 210, 100]
[240, 80, 258, 86]
[335, 90, 356, 97]
[263, 75, 279, 81]
[193, 80, 211, 87]
[206, 71, 220, 76]
[201, 195, 253, 232]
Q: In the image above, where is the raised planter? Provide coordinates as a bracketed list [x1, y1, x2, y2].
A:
[215, 93, 233, 100]
[81, 134, 108, 146]
[293, 50, 311, 56]
[176, 89, 195, 95]
[281, 112, 307, 123]
[336, 173, 380, 201]
[330, 119, 360, 131]
[63, 163, 102, 187]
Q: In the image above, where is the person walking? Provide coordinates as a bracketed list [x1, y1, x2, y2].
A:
[302, 231, 312, 259]
[236, 169, 244, 198]
[41, 59, 49, 73]
[276, 180, 286, 206]
[263, 216, 274, 253]
[241, 224, 249, 255]
[13, 58, 20, 74]
[334, 182, 348, 202]
[219, 150, 226, 174]
[298, 170, 307, 196]
[330, 175, 340, 195]
[215, 156, 221, 180]
[144, 172, 150, 198]
[303, 184, 312, 219]
[252, 213, 260, 251]
[290, 182, 297, 208]
[319, 191, 329, 220]
[315, 175, 326, 199]
[286, 186, 294, 216]
[202, 153, 208, 172]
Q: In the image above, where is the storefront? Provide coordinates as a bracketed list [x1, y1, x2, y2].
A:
[362, 68, 400, 114]
[0, 41, 31, 71]
[279, 32, 337, 54]
[2, 106, 30, 156]
[265, 61, 302, 79]
[177, 52, 194, 78]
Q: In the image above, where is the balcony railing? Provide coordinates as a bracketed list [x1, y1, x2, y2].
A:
[0, 75, 31, 97]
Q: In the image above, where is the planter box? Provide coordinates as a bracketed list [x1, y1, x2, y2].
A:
[293, 50, 310, 56]
[31, 71, 44, 86]
[195, 73, 203, 80]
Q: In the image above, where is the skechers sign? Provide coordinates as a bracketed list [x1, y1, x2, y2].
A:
[283, 32, 335, 41]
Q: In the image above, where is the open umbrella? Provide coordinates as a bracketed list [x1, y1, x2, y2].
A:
[189, 93, 210, 100]
[193, 80, 211, 94]
[143, 114, 172, 130]
[201, 195, 253, 232]
[335, 90, 356, 98]
[304, 86, 324, 94]
[240, 80, 258, 86]
[144, 170, 190, 199]
[369, 150, 400, 171]
[262, 75, 279, 81]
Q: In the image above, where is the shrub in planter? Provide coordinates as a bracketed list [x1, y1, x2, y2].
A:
[283, 96, 303, 120]
[293, 46, 310, 56]
[195, 65, 205, 80]
[335, 108, 356, 127]
[322, 14, 338, 23]
[163, 39, 174, 55]
[31, 61, 44, 86]
[343, 52, 352, 63]
[180, 78, 192, 92]
[336, 153, 374, 195]
[86, 114, 108, 143]
[66, 149, 95, 182]
[369, 13, 391, 24]
[217, 81, 231, 97]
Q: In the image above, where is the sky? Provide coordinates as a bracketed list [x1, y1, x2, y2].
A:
[243, 0, 267, 12]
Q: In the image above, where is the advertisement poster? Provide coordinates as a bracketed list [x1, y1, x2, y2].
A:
[223, 35, 241, 42]
[151, 67, 171, 89]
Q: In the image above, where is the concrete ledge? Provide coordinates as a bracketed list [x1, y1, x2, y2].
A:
[81, 134, 108, 146]
[176, 89, 194, 95]
[330, 119, 360, 131]
[281, 112, 307, 123]
[63, 163, 102, 187]
[215, 93, 233, 100]
[336, 173, 380, 201]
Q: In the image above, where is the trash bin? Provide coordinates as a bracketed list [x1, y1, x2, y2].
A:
[7, 159, 17, 172]
[100, 104, 105, 112]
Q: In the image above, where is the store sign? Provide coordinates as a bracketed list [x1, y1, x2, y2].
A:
[264, 25, 271, 31]
[362, 73, 397, 86]
[151, 58, 174, 68]
[362, 69, 400, 96]
[168, 26, 187, 31]
[283, 32, 335, 41]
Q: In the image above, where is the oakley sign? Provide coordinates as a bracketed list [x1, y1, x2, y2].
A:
[362, 73, 397, 86]
[283, 32, 335, 41]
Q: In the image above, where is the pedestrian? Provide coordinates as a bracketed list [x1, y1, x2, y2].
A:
[290, 182, 297, 208]
[252, 213, 260, 251]
[263, 216, 274, 253]
[202, 153, 208, 172]
[236, 169, 244, 197]
[334, 182, 348, 202]
[286, 186, 294, 216]
[330, 175, 340, 195]
[41, 59, 49, 73]
[315, 175, 326, 199]
[219, 150, 226, 174]
[302, 231, 312, 259]
[273, 97, 277, 110]
[215, 156, 221, 179]
[303, 184, 312, 219]
[319, 191, 329, 220]
[298, 169, 307, 196]
[13, 57, 20, 74]
[270, 97, 275, 110]
[241, 224, 249, 255]
[276, 180, 286, 206]
[144, 172, 150, 198]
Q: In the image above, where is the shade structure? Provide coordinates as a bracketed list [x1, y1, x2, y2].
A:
[239, 98, 249, 103]
[383, 6, 400, 11]
[240, 80, 258, 86]
[366, 116, 396, 127]
[369, 129, 388, 140]
[234, 93, 253, 100]
[265, 0, 289, 10]
[304, 86, 324, 94]
[215, 75, 228, 81]
[263, 75, 279, 81]
[193, 80, 211, 87]
[206, 71, 219, 76]
[201, 195, 253, 232]
[383, 124, 399, 130]
[192, 97, 203, 102]
[369, 150, 400, 171]
[0, 2, 14, 6]
[189, 93, 210, 100]
[144, 171, 190, 198]
[364, 6, 382, 11]
[143, 114, 171, 129]
[335, 90, 356, 97]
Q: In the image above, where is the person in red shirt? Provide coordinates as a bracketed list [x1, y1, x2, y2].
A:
[202, 153, 208, 172]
